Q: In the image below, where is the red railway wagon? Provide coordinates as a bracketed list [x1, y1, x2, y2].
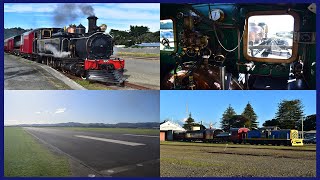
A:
[20, 30, 34, 58]
[230, 128, 249, 143]
[7, 37, 14, 53]
[13, 35, 21, 55]
[4, 39, 8, 52]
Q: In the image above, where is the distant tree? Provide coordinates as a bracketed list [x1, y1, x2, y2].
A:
[137, 32, 159, 43]
[220, 105, 237, 131]
[296, 114, 316, 131]
[4, 27, 32, 39]
[183, 113, 195, 131]
[275, 99, 304, 129]
[241, 102, 258, 129]
[109, 26, 157, 46]
[130, 25, 149, 37]
[109, 29, 130, 45]
[229, 115, 251, 128]
[263, 118, 280, 127]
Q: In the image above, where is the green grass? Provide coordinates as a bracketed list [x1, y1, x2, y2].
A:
[161, 157, 222, 168]
[58, 127, 159, 135]
[116, 52, 159, 58]
[73, 79, 111, 90]
[160, 141, 316, 151]
[4, 127, 71, 177]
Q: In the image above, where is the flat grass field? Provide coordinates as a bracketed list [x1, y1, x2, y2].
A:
[161, 141, 316, 151]
[160, 141, 316, 177]
[4, 127, 71, 177]
[57, 127, 159, 135]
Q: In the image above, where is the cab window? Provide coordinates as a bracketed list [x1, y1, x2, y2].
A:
[42, 30, 51, 38]
[244, 12, 299, 63]
[160, 19, 175, 51]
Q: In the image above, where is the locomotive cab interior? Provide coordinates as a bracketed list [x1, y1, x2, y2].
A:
[160, 3, 316, 90]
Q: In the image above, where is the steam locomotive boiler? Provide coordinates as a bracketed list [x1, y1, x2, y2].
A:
[31, 16, 125, 85]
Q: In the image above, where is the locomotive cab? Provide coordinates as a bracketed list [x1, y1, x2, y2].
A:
[160, 3, 316, 90]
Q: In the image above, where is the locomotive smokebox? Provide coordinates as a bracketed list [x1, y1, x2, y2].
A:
[88, 16, 98, 33]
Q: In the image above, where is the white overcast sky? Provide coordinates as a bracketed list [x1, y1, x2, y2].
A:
[248, 15, 294, 34]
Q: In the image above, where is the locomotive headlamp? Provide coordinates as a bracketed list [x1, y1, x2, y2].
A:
[100, 24, 107, 32]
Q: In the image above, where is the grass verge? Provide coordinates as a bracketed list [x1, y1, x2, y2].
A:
[161, 157, 221, 168]
[73, 79, 111, 90]
[58, 127, 159, 135]
[160, 141, 316, 151]
[4, 127, 71, 177]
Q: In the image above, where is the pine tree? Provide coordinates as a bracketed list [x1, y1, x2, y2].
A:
[183, 113, 195, 131]
[263, 118, 279, 127]
[229, 115, 251, 128]
[296, 114, 316, 131]
[275, 99, 304, 129]
[241, 102, 258, 129]
[220, 105, 236, 131]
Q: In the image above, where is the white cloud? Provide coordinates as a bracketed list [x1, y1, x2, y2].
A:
[4, 3, 57, 13]
[55, 108, 66, 114]
[94, 7, 159, 21]
[35, 111, 41, 114]
[4, 3, 160, 31]
[110, 3, 160, 11]
[4, 119, 21, 126]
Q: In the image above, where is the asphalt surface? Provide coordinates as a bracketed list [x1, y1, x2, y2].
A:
[4, 54, 73, 90]
[24, 127, 160, 177]
[5, 53, 160, 90]
[124, 58, 160, 89]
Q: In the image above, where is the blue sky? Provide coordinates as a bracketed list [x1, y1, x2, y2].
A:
[4, 90, 159, 125]
[4, 3, 160, 32]
[160, 91, 316, 128]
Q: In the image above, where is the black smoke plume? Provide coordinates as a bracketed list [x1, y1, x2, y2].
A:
[53, 4, 95, 26]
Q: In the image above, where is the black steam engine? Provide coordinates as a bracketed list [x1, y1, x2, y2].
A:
[33, 16, 125, 85]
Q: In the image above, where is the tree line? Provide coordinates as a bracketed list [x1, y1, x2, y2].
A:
[110, 25, 159, 47]
[182, 99, 315, 131]
[4, 26, 160, 47]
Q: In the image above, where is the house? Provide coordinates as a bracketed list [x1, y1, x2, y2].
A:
[160, 120, 185, 141]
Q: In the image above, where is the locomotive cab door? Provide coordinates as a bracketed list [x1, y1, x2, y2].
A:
[33, 31, 39, 54]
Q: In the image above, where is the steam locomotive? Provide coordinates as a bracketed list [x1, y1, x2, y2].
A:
[173, 127, 303, 146]
[4, 16, 125, 85]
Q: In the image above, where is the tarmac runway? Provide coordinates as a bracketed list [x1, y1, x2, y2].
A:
[24, 127, 160, 177]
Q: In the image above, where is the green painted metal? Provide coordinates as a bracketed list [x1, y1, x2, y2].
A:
[160, 3, 316, 89]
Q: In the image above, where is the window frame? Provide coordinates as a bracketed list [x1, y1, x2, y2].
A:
[243, 10, 300, 63]
[160, 17, 177, 52]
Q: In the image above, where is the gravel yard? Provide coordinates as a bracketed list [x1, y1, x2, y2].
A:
[160, 142, 316, 177]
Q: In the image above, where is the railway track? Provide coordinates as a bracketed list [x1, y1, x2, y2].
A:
[64, 72, 153, 90]
[6, 53, 157, 90]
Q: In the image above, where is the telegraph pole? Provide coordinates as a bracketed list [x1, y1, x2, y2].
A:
[301, 116, 304, 139]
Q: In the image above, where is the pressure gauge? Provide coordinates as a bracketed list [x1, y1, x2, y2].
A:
[209, 9, 225, 21]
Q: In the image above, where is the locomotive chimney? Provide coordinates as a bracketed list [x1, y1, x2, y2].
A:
[87, 16, 98, 33]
